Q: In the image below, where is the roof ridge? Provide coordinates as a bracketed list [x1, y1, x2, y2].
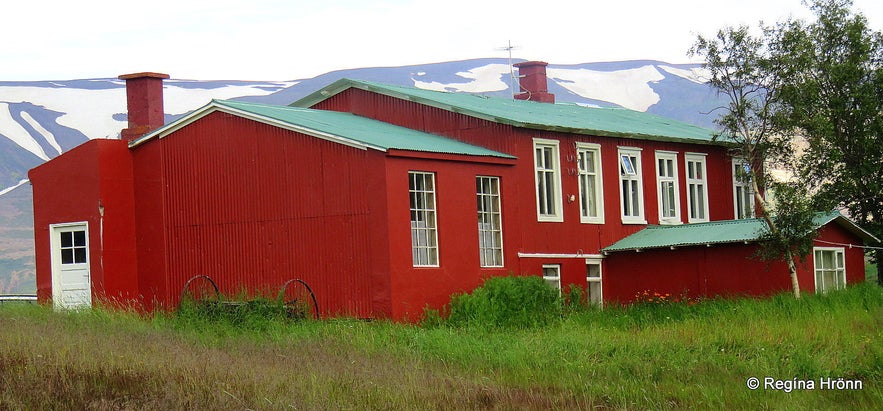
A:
[296, 78, 723, 145]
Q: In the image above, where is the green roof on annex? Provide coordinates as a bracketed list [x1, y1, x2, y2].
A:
[293, 78, 722, 145]
[131, 99, 514, 159]
[602, 211, 878, 253]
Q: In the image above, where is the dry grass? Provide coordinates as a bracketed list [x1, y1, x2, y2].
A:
[1, 284, 881, 410]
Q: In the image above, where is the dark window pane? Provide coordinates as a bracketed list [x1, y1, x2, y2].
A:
[61, 232, 72, 248]
[61, 249, 74, 264]
[73, 231, 86, 247]
[74, 248, 87, 264]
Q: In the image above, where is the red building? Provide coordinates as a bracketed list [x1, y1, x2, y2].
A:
[29, 65, 876, 321]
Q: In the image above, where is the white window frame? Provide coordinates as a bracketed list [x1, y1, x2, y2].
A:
[732, 158, 755, 219]
[533, 138, 563, 222]
[542, 264, 561, 295]
[577, 142, 604, 224]
[685, 153, 710, 223]
[618, 147, 646, 224]
[476, 176, 504, 268]
[813, 247, 846, 294]
[586, 259, 603, 307]
[409, 171, 439, 267]
[655, 151, 681, 225]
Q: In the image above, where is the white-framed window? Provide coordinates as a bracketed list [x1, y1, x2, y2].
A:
[685, 153, 709, 223]
[533, 139, 563, 222]
[814, 247, 846, 294]
[655, 151, 681, 225]
[586, 260, 603, 307]
[618, 147, 645, 224]
[409, 171, 439, 267]
[477, 176, 504, 267]
[542, 264, 561, 295]
[733, 158, 755, 219]
[577, 143, 604, 224]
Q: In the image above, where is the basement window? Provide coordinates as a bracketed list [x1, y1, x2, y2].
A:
[410, 171, 439, 267]
[542, 264, 561, 295]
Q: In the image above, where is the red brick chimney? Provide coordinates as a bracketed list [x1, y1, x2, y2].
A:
[118, 72, 170, 141]
[513, 61, 555, 103]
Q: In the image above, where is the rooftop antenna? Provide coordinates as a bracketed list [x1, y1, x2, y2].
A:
[496, 40, 520, 97]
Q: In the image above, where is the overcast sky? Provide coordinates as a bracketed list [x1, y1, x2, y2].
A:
[2, 0, 880, 81]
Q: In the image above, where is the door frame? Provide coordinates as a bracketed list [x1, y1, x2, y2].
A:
[49, 221, 91, 309]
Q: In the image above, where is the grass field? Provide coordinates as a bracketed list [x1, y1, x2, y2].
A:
[1, 284, 881, 410]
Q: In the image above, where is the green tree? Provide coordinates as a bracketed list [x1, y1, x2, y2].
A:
[690, 24, 817, 299]
[772, 0, 883, 285]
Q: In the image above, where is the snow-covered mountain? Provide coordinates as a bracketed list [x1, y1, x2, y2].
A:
[0, 58, 724, 293]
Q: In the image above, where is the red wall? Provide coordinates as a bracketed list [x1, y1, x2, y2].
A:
[312, 88, 737, 298]
[382, 154, 517, 321]
[815, 223, 868, 286]
[604, 222, 868, 303]
[130, 112, 385, 317]
[29, 139, 138, 305]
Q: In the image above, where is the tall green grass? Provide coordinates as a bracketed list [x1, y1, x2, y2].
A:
[1, 284, 881, 409]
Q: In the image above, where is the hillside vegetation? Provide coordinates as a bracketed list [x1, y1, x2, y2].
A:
[1, 284, 881, 410]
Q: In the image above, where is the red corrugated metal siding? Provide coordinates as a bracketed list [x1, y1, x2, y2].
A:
[29, 139, 139, 306]
[314, 89, 518, 156]
[382, 156, 518, 321]
[313, 86, 771, 308]
[815, 224, 868, 287]
[155, 112, 374, 317]
[604, 222, 870, 302]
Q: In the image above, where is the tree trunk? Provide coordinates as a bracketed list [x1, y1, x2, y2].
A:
[876, 250, 882, 287]
[753, 178, 801, 298]
[786, 249, 801, 299]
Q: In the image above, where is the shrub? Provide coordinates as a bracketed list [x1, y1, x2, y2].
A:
[446, 275, 561, 329]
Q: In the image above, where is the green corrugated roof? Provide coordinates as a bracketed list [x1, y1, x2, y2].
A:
[293, 79, 723, 145]
[602, 219, 769, 252]
[132, 99, 513, 159]
[602, 211, 878, 253]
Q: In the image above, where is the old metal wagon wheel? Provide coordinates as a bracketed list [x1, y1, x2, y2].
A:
[179, 274, 222, 309]
[278, 279, 319, 320]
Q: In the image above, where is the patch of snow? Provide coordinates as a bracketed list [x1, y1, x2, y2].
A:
[658, 65, 709, 84]
[20, 111, 62, 155]
[0, 179, 29, 197]
[0, 103, 49, 161]
[161, 84, 289, 115]
[547, 65, 665, 112]
[0, 80, 293, 146]
[412, 63, 510, 93]
[416, 72, 426, 76]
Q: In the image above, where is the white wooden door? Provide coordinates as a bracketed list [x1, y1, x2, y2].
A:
[51, 223, 92, 309]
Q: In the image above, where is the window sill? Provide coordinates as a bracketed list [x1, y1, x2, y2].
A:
[658, 219, 683, 225]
